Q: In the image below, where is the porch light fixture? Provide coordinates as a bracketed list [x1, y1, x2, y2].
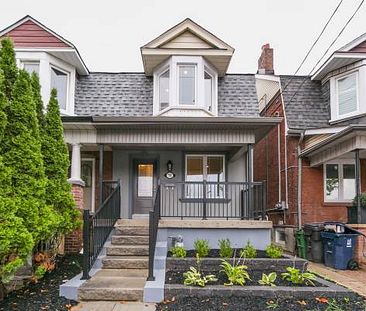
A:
[164, 160, 175, 179]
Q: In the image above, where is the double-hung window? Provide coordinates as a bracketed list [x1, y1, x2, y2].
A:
[324, 161, 355, 202]
[185, 155, 225, 198]
[336, 72, 358, 118]
[178, 65, 196, 105]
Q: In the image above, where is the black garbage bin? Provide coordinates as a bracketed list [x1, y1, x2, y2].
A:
[303, 223, 324, 263]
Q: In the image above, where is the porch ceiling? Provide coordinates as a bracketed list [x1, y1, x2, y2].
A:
[301, 125, 366, 166]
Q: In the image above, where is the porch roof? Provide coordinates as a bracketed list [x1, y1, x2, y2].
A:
[300, 125, 366, 166]
[62, 116, 281, 146]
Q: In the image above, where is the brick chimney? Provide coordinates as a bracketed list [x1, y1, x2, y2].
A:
[257, 43, 274, 75]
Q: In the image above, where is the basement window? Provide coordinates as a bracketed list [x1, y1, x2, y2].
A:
[324, 160, 355, 202]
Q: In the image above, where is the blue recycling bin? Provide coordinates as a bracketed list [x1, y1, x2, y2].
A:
[321, 231, 358, 270]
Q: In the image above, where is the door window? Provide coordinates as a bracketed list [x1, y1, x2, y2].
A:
[137, 164, 154, 197]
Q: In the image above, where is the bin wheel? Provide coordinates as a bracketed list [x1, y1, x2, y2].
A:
[347, 259, 359, 270]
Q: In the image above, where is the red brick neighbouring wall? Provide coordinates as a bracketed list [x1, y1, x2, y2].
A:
[254, 94, 363, 227]
[64, 184, 84, 254]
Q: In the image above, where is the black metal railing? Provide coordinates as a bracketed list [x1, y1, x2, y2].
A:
[147, 184, 161, 281]
[81, 180, 121, 280]
[102, 180, 119, 202]
[160, 181, 266, 220]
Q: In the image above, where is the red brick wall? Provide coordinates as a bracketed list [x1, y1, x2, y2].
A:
[254, 94, 361, 227]
[351, 225, 366, 265]
[64, 184, 84, 254]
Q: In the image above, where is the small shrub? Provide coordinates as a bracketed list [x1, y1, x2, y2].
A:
[220, 257, 251, 286]
[240, 241, 257, 258]
[183, 254, 217, 287]
[265, 243, 283, 259]
[218, 238, 233, 258]
[258, 272, 277, 286]
[281, 266, 316, 286]
[194, 239, 210, 257]
[170, 246, 186, 258]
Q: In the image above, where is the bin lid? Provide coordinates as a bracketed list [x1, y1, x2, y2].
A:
[304, 223, 325, 231]
[324, 222, 361, 235]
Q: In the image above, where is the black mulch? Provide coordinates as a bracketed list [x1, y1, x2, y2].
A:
[157, 295, 366, 311]
[168, 249, 283, 258]
[0, 254, 82, 311]
[165, 269, 324, 287]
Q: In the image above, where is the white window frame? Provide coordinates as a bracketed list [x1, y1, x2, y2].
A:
[20, 60, 40, 75]
[335, 71, 359, 119]
[16, 51, 76, 116]
[50, 64, 70, 113]
[323, 159, 356, 203]
[153, 56, 218, 116]
[177, 63, 198, 106]
[81, 158, 96, 212]
[185, 154, 226, 181]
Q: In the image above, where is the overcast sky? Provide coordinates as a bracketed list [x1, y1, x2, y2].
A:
[1, 0, 365, 75]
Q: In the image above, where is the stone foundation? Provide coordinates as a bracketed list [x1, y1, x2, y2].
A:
[65, 183, 84, 254]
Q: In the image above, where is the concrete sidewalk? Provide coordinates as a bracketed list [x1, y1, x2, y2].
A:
[72, 302, 156, 311]
[308, 262, 366, 297]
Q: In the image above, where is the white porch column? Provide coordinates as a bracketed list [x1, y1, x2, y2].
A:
[68, 143, 85, 186]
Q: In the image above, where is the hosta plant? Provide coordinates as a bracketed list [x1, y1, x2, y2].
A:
[281, 266, 316, 286]
[258, 272, 277, 286]
[220, 255, 251, 286]
[183, 254, 217, 287]
[265, 243, 283, 259]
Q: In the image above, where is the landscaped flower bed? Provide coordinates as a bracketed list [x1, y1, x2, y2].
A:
[0, 255, 81, 311]
[163, 239, 361, 310]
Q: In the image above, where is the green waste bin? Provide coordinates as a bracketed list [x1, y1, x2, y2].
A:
[295, 229, 307, 259]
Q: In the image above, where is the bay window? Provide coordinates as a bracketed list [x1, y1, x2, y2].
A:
[336, 72, 358, 117]
[51, 66, 69, 111]
[22, 61, 40, 75]
[154, 56, 217, 116]
[324, 161, 355, 202]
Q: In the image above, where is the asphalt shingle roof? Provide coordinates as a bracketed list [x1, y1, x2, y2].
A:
[280, 76, 330, 130]
[74, 73, 259, 117]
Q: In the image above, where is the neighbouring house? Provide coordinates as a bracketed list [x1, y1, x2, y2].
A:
[253, 37, 366, 260]
[0, 16, 281, 302]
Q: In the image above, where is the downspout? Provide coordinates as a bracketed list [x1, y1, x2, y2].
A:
[284, 128, 289, 223]
[277, 124, 281, 203]
[297, 131, 305, 229]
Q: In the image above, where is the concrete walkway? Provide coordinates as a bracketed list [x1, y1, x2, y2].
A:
[308, 262, 366, 297]
[72, 302, 156, 311]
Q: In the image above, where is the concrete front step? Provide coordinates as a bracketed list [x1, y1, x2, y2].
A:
[102, 256, 149, 269]
[106, 245, 149, 256]
[112, 235, 149, 245]
[117, 219, 149, 226]
[94, 269, 148, 278]
[115, 226, 149, 236]
[78, 276, 146, 301]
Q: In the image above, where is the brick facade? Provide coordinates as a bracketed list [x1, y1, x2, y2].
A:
[64, 184, 84, 254]
[351, 225, 366, 265]
[254, 94, 360, 227]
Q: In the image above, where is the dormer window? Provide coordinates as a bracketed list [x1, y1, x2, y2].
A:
[22, 61, 40, 75]
[179, 65, 196, 105]
[153, 56, 218, 117]
[51, 66, 69, 111]
[336, 72, 358, 116]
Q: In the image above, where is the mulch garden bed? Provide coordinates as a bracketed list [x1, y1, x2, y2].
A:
[168, 249, 283, 258]
[0, 254, 82, 311]
[156, 295, 366, 311]
[165, 269, 324, 287]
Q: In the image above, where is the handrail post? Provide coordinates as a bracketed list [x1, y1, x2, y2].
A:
[262, 181, 267, 220]
[81, 209, 91, 280]
[247, 144, 253, 219]
[202, 180, 207, 220]
[147, 211, 155, 281]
